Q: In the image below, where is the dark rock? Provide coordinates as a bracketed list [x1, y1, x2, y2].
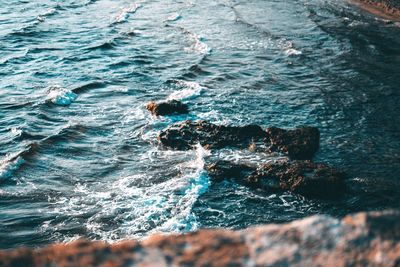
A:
[267, 126, 320, 160]
[159, 120, 320, 159]
[1, 210, 399, 267]
[158, 120, 268, 150]
[207, 160, 255, 183]
[146, 100, 189, 116]
[207, 160, 345, 198]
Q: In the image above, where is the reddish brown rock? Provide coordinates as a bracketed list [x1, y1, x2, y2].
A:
[351, 0, 400, 21]
[146, 100, 189, 116]
[207, 160, 345, 198]
[0, 210, 399, 267]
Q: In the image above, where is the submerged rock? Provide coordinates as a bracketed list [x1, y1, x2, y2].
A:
[146, 100, 189, 116]
[0, 210, 399, 267]
[159, 120, 320, 159]
[207, 160, 345, 198]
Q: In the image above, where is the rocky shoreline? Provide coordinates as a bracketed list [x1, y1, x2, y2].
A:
[1, 210, 399, 267]
[351, 0, 400, 21]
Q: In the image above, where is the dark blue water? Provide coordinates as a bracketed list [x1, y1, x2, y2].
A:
[1, 0, 399, 249]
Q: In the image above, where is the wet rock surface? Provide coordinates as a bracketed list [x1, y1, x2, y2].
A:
[158, 120, 320, 159]
[207, 160, 346, 198]
[158, 120, 269, 150]
[1, 210, 399, 267]
[146, 100, 189, 116]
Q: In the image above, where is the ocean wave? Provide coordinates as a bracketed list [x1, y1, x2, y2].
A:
[0, 122, 89, 182]
[154, 144, 210, 233]
[284, 48, 302, 56]
[0, 49, 29, 65]
[164, 13, 182, 22]
[226, 3, 302, 56]
[72, 81, 106, 94]
[111, 3, 142, 25]
[0, 155, 25, 180]
[87, 40, 117, 50]
[36, 8, 58, 22]
[280, 40, 302, 56]
[185, 32, 211, 55]
[0, 143, 38, 181]
[45, 85, 78, 106]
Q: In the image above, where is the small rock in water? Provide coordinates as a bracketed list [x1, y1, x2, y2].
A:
[207, 160, 346, 198]
[146, 100, 189, 116]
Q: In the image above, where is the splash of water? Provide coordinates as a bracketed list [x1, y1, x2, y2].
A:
[167, 80, 203, 101]
[112, 3, 142, 24]
[46, 85, 78, 106]
[0, 154, 25, 180]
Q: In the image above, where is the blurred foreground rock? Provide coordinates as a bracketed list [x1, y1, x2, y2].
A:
[351, 0, 400, 21]
[1, 210, 399, 267]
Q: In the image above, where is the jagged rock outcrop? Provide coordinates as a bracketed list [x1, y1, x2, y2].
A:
[207, 160, 345, 198]
[158, 120, 320, 160]
[146, 100, 189, 116]
[0, 210, 399, 267]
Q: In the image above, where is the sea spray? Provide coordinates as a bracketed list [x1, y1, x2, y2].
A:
[156, 143, 211, 232]
[112, 3, 141, 24]
[45, 145, 211, 242]
[167, 80, 203, 101]
[46, 85, 77, 106]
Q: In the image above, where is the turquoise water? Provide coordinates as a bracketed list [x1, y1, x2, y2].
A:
[1, 0, 399, 248]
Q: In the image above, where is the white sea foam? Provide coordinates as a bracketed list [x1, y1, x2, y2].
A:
[36, 8, 57, 22]
[185, 33, 211, 55]
[147, 144, 211, 234]
[280, 40, 302, 56]
[36, 15, 46, 22]
[284, 48, 302, 56]
[46, 145, 211, 242]
[43, 8, 57, 16]
[165, 13, 182, 22]
[112, 3, 141, 24]
[46, 85, 77, 106]
[11, 127, 22, 137]
[167, 80, 202, 101]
